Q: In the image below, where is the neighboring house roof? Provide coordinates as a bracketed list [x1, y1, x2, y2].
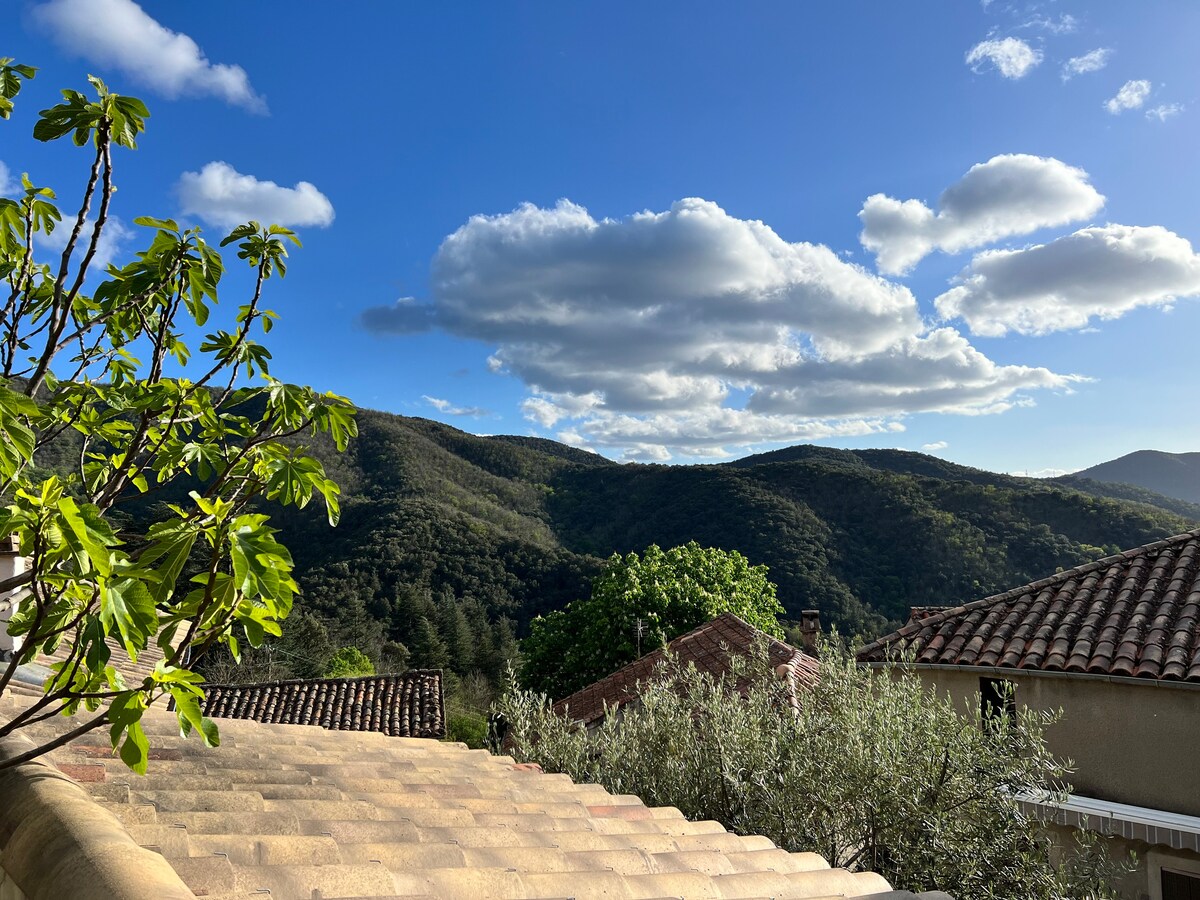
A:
[202, 671, 445, 739]
[0, 691, 950, 900]
[555, 612, 820, 727]
[859, 528, 1200, 682]
[18, 629, 446, 739]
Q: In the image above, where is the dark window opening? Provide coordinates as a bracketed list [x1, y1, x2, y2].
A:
[980, 677, 1016, 731]
[1163, 868, 1200, 900]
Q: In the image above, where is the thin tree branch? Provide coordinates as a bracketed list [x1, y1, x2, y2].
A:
[26, 124, 108, 397]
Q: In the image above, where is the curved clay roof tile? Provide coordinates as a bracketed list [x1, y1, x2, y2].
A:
[201, 671, 445, 739]
[858, 530, 1200, 684]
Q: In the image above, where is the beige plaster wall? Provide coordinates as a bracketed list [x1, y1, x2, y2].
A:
[0, 550, 27, 657]
[0, 868, 29, 900]
[1041, 822, 1200, 900]
[917, 668, 1200, 818]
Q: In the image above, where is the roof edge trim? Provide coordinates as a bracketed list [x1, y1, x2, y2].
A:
[861, 660, 1200, 693]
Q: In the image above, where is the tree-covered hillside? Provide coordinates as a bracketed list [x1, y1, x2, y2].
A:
[1052, 475, 1200, 522]
[267, 411, 1195, 652]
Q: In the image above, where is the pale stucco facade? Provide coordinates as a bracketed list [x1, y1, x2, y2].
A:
[891, 664, 1200, 900]
[0, 869, 28, 900]
[0, 540, 26, 660]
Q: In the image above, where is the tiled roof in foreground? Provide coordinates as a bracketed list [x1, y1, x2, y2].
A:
[556, 612, 820, 727]
[859, 528, 1200, 682]
[0, 692, 951, 899]
[202, 671, 445, 739]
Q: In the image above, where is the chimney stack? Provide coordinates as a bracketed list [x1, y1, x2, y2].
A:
[798, 610, 820, 656]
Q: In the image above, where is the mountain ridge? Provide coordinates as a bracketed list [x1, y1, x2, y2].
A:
[270, 410, 1197, 652]
[1068, 449, 1200, 506]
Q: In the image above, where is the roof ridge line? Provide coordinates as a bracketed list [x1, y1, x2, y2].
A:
[859, 528, 1200, 658]
[203, 669, 444, 690]
[556, 612, 762, 705]
[554, 612, 806, 722]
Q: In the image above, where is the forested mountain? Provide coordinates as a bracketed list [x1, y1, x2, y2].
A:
[1051, 475, 1200, 522]
[263, 411, 1196, 661]
[32, 401, 1193, 732]
[1066, 450, 1200, 505]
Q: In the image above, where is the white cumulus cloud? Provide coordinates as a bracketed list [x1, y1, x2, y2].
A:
[363, 198, 1078, 459]
[966, 37, 1042, 79]
[422, 396, 488, 418]
[936, 224, 1200, 336]
[41, 215, 132, 274]
[0, 162, 13, 196]
[1061, 48, 1112, 80]
[1105, 79, 1152, 114]
[31, 0, 265, 112]
[1146, 103, 1184, 122]
[1023, 14, 1078, 35]
[521, 393, 603, 428]
[859, 154, 1104, 275]
[177, 162, 334, 229]
[621, 444, 673, 463]
[922, 441, 949, 452]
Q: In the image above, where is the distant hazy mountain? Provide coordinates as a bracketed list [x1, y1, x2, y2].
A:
[1068, 450, 1200, 506]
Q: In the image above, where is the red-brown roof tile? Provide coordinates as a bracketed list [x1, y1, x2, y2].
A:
[859, 529, 1200, 682]
[202, 670, 445, 738]
[554, 613, 819, 727]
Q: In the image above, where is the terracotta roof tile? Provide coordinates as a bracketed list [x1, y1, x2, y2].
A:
[202, 671, 445, 739]
[553, 613, 819, 727]
[860, 529, 1200, 683]
[0, 691, 949, 900]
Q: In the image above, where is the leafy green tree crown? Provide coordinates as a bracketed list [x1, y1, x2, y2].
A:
[0, 63, 355, 772]
[324, 647, 375, 679]
[521, 541, 784, 697]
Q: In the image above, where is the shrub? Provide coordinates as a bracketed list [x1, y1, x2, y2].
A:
[446, 709, 488, 748]
[324, 647, 375, 678]
[495, 642, 1130, 900]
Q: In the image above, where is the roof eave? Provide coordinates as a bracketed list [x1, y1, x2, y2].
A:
[861, 659, 1200, 692]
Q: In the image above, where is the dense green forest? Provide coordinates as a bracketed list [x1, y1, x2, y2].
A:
[259, 413, 1192, 676]
[1053, 474, 1200, 520]
[38, 405, 1195, 718]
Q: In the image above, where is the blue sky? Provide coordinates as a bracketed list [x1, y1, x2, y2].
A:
[6, 0, 1200, 474]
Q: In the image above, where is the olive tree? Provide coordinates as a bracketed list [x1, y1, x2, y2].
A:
[0, 62, 356, 772]
[521, 541, 784, 697]
[497, 643, 1131, 900]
